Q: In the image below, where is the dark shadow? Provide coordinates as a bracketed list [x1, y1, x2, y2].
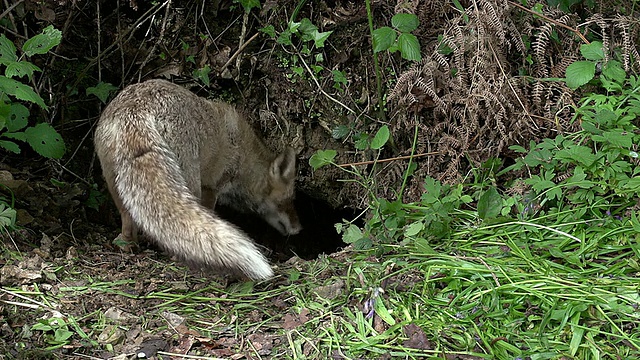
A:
[215, 192, 357, 261]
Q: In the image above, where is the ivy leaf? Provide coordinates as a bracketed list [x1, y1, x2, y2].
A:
[370, 125, 390, 150]
[397, 33, 421, 61]
[309, 149, 337, 169]
[391, 13, 419, 33]
[298, 18, 318, 41]
[276, 29, 293, 46]
[260, 25, 276, 38]
[192, 65, 211, 86]
[86, 82, 118, 104]
[22, 25, 62, 56]
[233, 0, 260, 13]
[565, 61, 595, 89]
[24, 123, 65, 159]
[0, 75, 47, 109]
[312, 30, 333, 48]
[372, 27, 396, 53]
[580, 41, 604, 61]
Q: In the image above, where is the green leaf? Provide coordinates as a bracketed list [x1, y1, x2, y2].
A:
[569, 313, 585, 356]
[233, 0, 260, 13]
[602, 129, 633, 148]
[0, 101, 8, 130]
[621, 177, 640, 191]
[580, 41, 604, 61]
[260, 25, 276, 38]
[354, 134, 369, 150]
[555, 145, 598, 167]
[373, 297, 396, 326]
[86, 82, 118, 104]
[477, 187, 502, 220]
[24, 123, 65, 159]
[276, 29, 293, 46]
[565, 61, 595, 89]
[0, 203, 16, 228]
[372, 27, 396, 53]
[0, 75, 47, 109]
[331, 124, 349, 139]
[5, 61, 41, 79]
[192, 65, 211, 86]
[404, 221, 424, 237]
[0, 34, 18, 63]
[391, 13, 419, 33]
[397, 33, 422, 61]
[332, 70, 347, 85]
[370, 125, 390, 150]
[312, 30, 333, 48]
[602, 60, 626, 84]
[0, 140, 20, 154]
[309, 149, 337, 169]
[342, 224, 363, 244]
[22, 25, 62, 57]
[3, 132, 26, 141]
[54, 328, 73, 342]
[332, 70, 347, 92]
[594, 109, 618, 125]
[7, 103, 29, 132]
[298, 18, 318, 39]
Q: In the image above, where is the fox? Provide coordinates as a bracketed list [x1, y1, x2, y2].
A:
[94, 79, 301, 280]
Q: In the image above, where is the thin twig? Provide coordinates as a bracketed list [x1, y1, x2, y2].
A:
[508, 1, 590, 44]
[137, 0, 172, 82]
[296, 49, 357, 115]
[0, 0, 22, 23]
[220, 32, 260, 72]
[338, 151, 441, 168]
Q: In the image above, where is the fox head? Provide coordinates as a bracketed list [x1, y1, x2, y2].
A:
[257, 147, 302, 236]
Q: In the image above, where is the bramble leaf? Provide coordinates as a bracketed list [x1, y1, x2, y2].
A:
[580, 41, 604, 61]
[372, 27, 396, 53]
[565, 61, 595, 89]
[397, 33, 421, 61]
[391, 13, 419, 33]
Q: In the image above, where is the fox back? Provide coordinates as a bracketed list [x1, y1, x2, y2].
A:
[94, 79, 301, 279]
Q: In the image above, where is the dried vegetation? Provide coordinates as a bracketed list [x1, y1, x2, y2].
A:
[366, 0, 640, 203]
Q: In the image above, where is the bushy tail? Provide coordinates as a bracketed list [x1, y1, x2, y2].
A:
[113, 129, 273, 280]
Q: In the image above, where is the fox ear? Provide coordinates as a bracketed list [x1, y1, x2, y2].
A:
[270, 147, 296, 182]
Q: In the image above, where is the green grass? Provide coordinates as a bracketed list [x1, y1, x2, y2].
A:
[3, 203, 639, 359]
[273, 216, 639, 359]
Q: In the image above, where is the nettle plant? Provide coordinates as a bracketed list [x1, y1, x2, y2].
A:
[0, 25, 65, 159]
[508, 41, 640, 217]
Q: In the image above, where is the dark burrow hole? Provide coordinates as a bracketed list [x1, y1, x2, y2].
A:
[215, 192, 356, 261]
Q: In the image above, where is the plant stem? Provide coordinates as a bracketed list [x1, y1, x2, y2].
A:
[365, 0, 386, 122]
